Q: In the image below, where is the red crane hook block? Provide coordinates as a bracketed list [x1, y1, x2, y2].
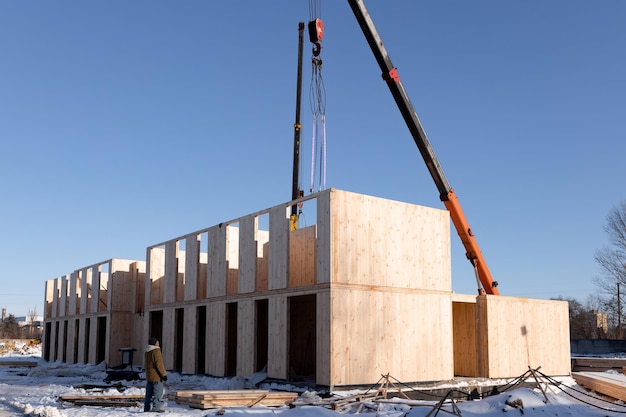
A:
[308, 18, 324, 43]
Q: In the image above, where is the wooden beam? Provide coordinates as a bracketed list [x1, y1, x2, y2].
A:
[572, 371, 626, 401]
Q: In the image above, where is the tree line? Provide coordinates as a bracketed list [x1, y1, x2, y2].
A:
[0, 308, 41, 339]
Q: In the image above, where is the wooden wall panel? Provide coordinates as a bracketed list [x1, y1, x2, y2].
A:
[208, 225, 227, 297]
[164, 241, 177, 304]
[239, 216, 257, 294]
[88, 317, 98, 364]
[182, 305, 197, 374]
[59, 275, 68, 316]
[289, 225, 316, 288]
[267, 296, 288, 379]
[79, 268, 90, 314]
[161, 308, 176, 371]
[198, 263, 208, 300]
[110, 271, 133, 312]
[452, 301, 478, 377]
[47, 279, 58, 319]
[184, 235, 200, 301]
[316, 290, 331, 386]
[66, 318, 76, 363]
[237, 300, 255, 376]
[330, 190, 451, 291]
[90, 269, 98, 313]
[148, 247, 165, 306]
[69, 271, 78, 316]
[477, 295, 570, 378]
[77, 318, 87, 364]
[108, 311, 134, 366]
[269, 206, 289, 290]
[316, 191, 331, 284]
[206, 302, 226, 376]
[329, 287, 454, 385]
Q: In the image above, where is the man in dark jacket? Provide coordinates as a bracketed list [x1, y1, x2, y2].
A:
[144, 337, 167, 412]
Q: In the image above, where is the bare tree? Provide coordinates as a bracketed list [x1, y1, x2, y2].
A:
[594, 200, 626, 338]
[26, 307, 39, 339]
[553, 296, 606, 339]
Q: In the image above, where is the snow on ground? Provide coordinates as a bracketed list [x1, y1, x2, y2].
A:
[0, 341, 625, 417]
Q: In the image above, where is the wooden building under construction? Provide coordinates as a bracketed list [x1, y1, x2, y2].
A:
[43, 189, 571, 388]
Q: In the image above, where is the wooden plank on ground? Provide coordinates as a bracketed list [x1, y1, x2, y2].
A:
[60, 395, 144, 401]
[59, 394, 144, 407]
[572, 371, 626, 401]
[174, 390, 297, 409]
[571, 357, 626, 372]
[0, 361, 38, 367]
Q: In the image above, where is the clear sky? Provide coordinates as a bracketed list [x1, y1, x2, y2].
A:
[1, 1, 624, 317]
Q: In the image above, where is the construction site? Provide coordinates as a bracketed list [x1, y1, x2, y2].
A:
[43, 0, 574, 391]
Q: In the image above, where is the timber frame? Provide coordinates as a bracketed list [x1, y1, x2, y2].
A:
[43, 189, 571, 388]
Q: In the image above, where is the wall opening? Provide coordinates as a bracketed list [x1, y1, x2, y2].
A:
[73, 319, 79, 363]
[255, 299, 268, 372]
[62, 320, 68, 362]
[174, 308, 184, 372]
[288, 294, 316, 381]
[226, 302, 238, 376]
[96, 316, 107, 364]
[84, 318, 91, 363]
[149, 310, 164, 344]
[54, 321, 59, 360]
[196, 306, 207, 374]
[44, 322, 52, 361]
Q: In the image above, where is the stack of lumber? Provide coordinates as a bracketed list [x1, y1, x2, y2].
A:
[572, 371, 626, 402]
[570, 357, 626, 373]
[0, 360, 38, 368]
[58, 394, 144, 407]
[174, 389, 298, 409]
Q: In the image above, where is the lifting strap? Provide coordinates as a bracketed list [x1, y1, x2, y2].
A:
[308, 0, 327, 193]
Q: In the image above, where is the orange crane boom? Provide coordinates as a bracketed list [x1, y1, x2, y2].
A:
[347, 0, 500, 295]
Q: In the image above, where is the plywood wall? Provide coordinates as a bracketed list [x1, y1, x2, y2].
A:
[327, 287, 454, 386]
[289, 225, 317, 287]
[477, 295, 570, 378]
[452, 299, 478, 377]
[329, 190, 451, 291]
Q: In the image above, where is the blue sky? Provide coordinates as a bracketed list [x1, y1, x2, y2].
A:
[1, 1, 624, 317]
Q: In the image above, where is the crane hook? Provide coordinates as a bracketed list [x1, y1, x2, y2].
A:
[312, 42, 322, 57]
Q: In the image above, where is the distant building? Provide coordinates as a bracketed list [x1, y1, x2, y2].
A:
[595, 311, 608, 334]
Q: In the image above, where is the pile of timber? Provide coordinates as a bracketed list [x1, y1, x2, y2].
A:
[58, 394, 144, 407]
[571, 357, 626, 373]
[295, 391, 386, 413]
[0, 360, 38, 368]
[174, 389, 298, 410]
[572, 371, 626, 402]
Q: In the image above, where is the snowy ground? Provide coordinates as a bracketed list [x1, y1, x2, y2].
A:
[0, 341, 625, 417]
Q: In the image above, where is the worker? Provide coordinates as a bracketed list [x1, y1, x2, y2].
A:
[144, 337, 167, 413]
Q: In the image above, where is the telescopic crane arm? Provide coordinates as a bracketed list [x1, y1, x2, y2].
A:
[347, 0, 500, 295]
